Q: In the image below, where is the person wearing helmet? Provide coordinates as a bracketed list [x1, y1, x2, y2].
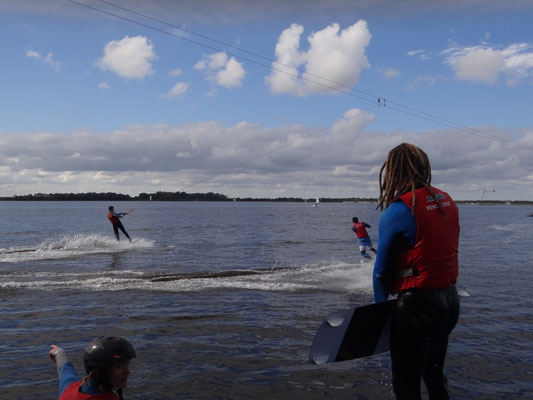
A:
[49, 336, 136, 400]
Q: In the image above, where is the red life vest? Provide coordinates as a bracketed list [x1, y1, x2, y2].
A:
[353, 222, 368, 238]
[391, 187, 459, 294]
[107, 212, 119, 225]
[59, 381, 119, 400]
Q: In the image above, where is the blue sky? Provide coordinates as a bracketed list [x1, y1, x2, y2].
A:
[1, 0, 533, 200]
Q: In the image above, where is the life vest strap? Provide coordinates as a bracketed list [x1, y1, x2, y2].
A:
[397, 266, 418, 278]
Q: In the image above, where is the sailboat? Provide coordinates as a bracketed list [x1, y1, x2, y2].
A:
[313, 197, 319, 207]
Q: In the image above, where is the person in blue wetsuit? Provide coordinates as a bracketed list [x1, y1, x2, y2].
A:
[49, 336, 136, 400]
[351, 217, 377, 259]
[373, 143, 460, 400]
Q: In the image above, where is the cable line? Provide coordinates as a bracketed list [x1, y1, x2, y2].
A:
[66, 0, 377, 105]
[66, 0, 531, 151]
[128, 103, 378, 210]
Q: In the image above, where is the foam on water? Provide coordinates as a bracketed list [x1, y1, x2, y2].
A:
[0, 258, 374, 294]
[0, 233, 154, 263]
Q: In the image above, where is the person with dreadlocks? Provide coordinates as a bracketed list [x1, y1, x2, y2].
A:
[49, 336, 136, 400]
[373, 143, 460, 400]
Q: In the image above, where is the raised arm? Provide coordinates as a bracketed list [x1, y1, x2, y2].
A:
[49, 345, 79, 396]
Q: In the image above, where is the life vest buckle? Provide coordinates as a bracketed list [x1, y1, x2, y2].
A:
[398, 266, 419, 278]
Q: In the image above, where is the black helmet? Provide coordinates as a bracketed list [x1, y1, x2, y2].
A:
[352, 217, 358, 223]
[84, 336, 136, 374]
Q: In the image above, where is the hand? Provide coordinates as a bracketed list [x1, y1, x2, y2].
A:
[49, 345, 63, 362]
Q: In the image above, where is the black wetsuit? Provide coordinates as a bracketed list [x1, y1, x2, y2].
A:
[113, 220, 131, 242]
[391, 286, 460, 400]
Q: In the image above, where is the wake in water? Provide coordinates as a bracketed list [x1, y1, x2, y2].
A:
[0, 257, 375, 294]
[0, 233, 154, 263]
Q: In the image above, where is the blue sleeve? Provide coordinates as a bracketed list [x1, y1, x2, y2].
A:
[58, 362, 79, 396]
[364, 222, 371, 229]
[373, 202, 417, 303]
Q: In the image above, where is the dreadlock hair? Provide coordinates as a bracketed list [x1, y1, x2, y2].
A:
[377, 143, 444, 215]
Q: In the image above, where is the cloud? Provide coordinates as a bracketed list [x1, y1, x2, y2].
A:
[43, 52, 61, 71]
[163, 82, 190, 98]
[169, 68, 182, 77]
[1, 115, 531, 199]
[98, 82, 109, 89]
[266, 21, 371, 96]
[26, 48, 61, 70]
[452, 47, 504, 84]
[382, 68, 400, 79]
[195, 52, 245, 88]
[26, 49, 40, 59]
[405, 74, 448, 90]
[444, 43, 533, 85]
[407, 49, 430, 60]
[95, 35, 157, 79]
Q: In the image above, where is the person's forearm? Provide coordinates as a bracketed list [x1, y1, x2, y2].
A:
[54, 348, 69, 374]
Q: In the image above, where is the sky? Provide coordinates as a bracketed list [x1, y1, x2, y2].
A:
[1, 0, 533, 200]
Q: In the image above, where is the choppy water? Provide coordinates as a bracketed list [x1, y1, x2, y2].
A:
[0, 201, 532, 399]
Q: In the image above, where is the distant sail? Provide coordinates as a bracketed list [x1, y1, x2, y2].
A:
[313, 198, 319, 207]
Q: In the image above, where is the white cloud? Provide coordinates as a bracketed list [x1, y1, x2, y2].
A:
[169, 68, 182, 77]
[163, 82, 190, 99]
[1, 116, 530, 199]
[208, 52, 228, 69]
[216, 57, 245, 88]
[445, 43, 533, 85]
[407, 49, 429, 60]
[26, 48, 61, 70]
[266, 21, 371, 96]
[98, 82, 109, 89]
[453, 47, 504, 84]
[406, 75, 437, 90]
[95, 36, 157, 79]
[43, 52, 61, 71]
[196, 52, 245, 88]
[26, 49, 40, 59]
[194, 60, 206, 70]
[382, 68, 400, 79]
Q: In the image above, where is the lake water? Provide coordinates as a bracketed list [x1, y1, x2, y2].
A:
[0, 201, 532, 399]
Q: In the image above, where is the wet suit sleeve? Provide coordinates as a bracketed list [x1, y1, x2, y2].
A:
[364, 222, 371, 229]
[54, 350, 80, 396]
[373, 201, 416, 303]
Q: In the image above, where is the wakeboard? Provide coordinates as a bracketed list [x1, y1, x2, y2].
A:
[309, 299, 396, 364]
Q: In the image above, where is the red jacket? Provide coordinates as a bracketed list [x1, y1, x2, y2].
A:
[59, 381, 118, 400]
[353, 222, 369, 238]
[107, 212, 119, 225]
[391, 187, 459, 294]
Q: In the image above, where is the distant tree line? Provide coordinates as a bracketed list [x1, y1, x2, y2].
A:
[0, 192, 134, 201]
[137, 191, 229, 201]
[1, 192, 531, 204]
[0, 191, 230, 201]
